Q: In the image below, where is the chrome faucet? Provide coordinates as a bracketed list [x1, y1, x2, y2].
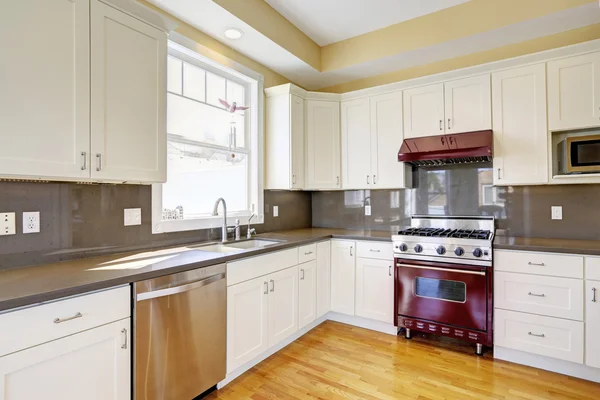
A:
[247, 213, 256, 238]
[212, 198, 228, 243]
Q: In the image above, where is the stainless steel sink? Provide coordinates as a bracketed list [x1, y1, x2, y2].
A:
[189, 239, 283, 253]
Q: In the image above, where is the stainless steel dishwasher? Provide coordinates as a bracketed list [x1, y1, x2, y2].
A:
[134, 264, 226, 400]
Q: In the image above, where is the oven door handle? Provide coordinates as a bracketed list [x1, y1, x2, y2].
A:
[396, 264, 486, 276]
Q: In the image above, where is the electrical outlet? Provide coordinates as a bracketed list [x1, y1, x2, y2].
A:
[0, 212, 16, 236]
[273, 206, 279, 217]
[365, 205, 372, 216]
[22, 212, 40, 234]
[124, 208, 142, 226]
[551, 206, 563, 220]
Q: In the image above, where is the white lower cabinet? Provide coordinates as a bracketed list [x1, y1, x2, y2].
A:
[330, 240, 356, 316]
[226, 275, 269, 373]
[355, 258, 394, 323]
[586, 280, 600, 369]
[298, 260, 317, 329]
[267, 266, 299, 347]
[316, 241, 332, 318]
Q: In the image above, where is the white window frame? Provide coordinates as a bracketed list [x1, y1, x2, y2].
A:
[152, 33, 264, 234]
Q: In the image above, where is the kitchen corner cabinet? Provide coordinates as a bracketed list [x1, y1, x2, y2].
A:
[585, 279, 600, 369]
[547, 51, 600, 131]
[298, 260, 317, 329]
[492, 64, 548, 185]
[0, 0, 167, 183]
[306, 100, 341, 189]
[316, 241, 332, 318]
[403, 75, 491, 139]
[0, 319, 130, 400]
[330, 240, 356, 316]
[341, 92, 411, 190]
[266, 94, 305, 190]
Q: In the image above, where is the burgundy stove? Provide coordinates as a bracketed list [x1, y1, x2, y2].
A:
[393, 215, 494, 355]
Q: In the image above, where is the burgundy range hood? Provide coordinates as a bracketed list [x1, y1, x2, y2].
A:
[397, 130, 493, 167]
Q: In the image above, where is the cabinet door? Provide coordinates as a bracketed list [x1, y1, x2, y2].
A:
[268, 266, 299, 347]
[341, 98, 372, 189]
[291, 95, 305, 189]
[330, 241, 356, 316]
[227, 276, 268, 373]
[586, 280, 600, 369]
[492, 64, 548, 185]
[298, 260, 317, 329]
[403, 84, 444, 138]
[370, 91, 411, 189]
[0, 319, 130, 400]
[306, 100, 341, 189]
[355, 258, 394, 323]
[548, 52, 600, 131]
[90, 0, 167, 183]
[444, 75, 491, 134]
[316, 241, 332, 318]
[0, 0, 90, 180]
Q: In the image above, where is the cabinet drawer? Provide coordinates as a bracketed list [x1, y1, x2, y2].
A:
[494, 250, 583, 279]
[298, 244, 317, 264]
[356, 241, 393, 260]
[494, 309, 584, 364]
[0, 286, 130, 357]
[495, 272, 583, 320]
[227, 248, 298, 286]
[586, 256, 600, 281]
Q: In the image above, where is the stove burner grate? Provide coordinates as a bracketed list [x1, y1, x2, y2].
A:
[397, 227, 491, 240]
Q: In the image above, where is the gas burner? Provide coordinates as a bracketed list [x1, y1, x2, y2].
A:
[397, 227, 491, 240]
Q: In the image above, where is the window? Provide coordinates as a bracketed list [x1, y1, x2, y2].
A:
[152, 38, 264, 233]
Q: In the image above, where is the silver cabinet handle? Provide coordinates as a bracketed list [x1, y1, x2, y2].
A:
[447, 118, 451, 130]
[336, 176, 340, 186]
[264, 281, 268, 294]
[81, 152, 87, 171]
[389, 265, 392, 276]
[121, 328, 128, 349]
[54, 312, 83, 324]
[528, 332, 545, 338]
[439, 119, 443, 131]
[96, 153, 102, 171]
[497, 168, 501, 180]
[367, 175, 370, 184]
[300, 269, 305, 280]
[528, 292, 545, 297]
[370, 249, 381, 253]
[270, 279, 274, 292]
[350, 246, 353, 257]
[292, 174, 296, 184]
[373, 175, 377, 184]
[528, 262, 545, 266]
[304, 251, 313, 255]
[593, 287, 597, 303]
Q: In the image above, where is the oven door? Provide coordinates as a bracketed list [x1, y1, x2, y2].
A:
[566, 135, 600, 174]
[395, 261, 488, 331]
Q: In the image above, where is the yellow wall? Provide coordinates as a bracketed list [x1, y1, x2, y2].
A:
[319, 24, 600, 93]
[138, 0, 292, 88]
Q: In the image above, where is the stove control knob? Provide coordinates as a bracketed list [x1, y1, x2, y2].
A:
[399, 243, 408, 252]
[414, 244, 423, 253]
[436, 246, 446, 255]
[454, 247, 465, 256]
[473, 248, 483, 258]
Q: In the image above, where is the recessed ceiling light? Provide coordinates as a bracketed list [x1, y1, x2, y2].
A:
[224, 28, 243, 40]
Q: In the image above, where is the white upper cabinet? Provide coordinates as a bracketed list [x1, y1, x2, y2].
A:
[444, 75, 491, 134]
[306, 100, 341, 189]
[370, 91, 411, 189]
[0, 0, 90, 180]
[90, 0, 167, 183]
[265, 93, 305, 190]
[403, 83, 445, 138]
[492, 64, 548, 185]
[548, 52, 600, 131]
[341, 98, 372, 189]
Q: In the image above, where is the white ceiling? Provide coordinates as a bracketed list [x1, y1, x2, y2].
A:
[264, 0, 471, 46]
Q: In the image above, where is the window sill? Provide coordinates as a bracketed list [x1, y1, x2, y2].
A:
[152, 214, 264, 234]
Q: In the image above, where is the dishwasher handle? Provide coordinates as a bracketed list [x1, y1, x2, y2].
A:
[136, 272, 225, 302]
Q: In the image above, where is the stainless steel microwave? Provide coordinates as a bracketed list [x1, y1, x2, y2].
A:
[558, 134, 600, 174]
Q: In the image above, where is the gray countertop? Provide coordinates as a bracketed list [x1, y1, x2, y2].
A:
[494, 235, 600, 256]
[0, 228, 392, 312]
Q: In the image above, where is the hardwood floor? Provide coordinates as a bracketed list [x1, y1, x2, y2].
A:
[207, 321, 599, 400]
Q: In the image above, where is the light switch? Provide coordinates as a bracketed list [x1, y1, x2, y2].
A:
[0, 212, 16, 236]
[273, 206, 279, 217]
[124, 208, 142, 226]
[551, 206, 563, 220]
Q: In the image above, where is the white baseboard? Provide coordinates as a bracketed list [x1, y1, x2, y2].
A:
[218, 312, 398, 389]
[495, 346, 600, 383]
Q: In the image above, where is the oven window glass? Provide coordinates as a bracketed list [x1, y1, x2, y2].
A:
[415, 277, 466, 303]
[572, 140, 600, 166]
